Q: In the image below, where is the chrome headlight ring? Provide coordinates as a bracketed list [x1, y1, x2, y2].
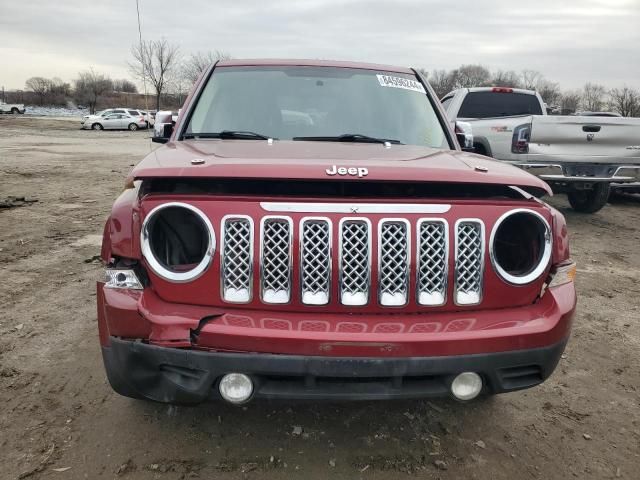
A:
[140, 202, 216, 283]
[489, 208, 552, 285]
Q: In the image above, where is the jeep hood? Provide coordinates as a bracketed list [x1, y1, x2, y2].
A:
[129, 140, 552, 197]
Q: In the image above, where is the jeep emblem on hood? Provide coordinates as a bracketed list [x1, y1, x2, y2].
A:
[326, 165, 369, 178]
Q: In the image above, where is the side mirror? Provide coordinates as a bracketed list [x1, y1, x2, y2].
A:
[455, 121, 475, 152]
[152, 111, 174, 144]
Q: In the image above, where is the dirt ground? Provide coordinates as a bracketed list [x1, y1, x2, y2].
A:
[1, 115, 639, 480]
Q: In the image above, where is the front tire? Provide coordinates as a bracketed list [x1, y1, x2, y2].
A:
[91, 123, 103, 131]
[567, 183, 610, 213]
[11, 107, 19, 114]
[128, 123, 138, 131]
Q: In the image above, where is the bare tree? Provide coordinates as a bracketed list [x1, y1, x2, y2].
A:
[25, 77, 51, 105]
[129, 38, 180, 111]
[112, 79, 138, 94]
[49, 77, 72, 96]
[454, 65, 491, 88]
[520, 70, 542, 90]
[559, 90, 582, 114]
[74, 69, 113, 114]
[608, 86, 640, 117]
[427, 69, 458, 98]
[582, 82, 606, 112]
[536, 79, 562, 107]
[183, 50, 231, 84]
[491, 70, 521, 88]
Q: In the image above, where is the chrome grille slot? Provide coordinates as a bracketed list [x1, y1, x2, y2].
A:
[378, 220, 410, 306]
[260, 217, 292, 304]
[417, 220, 448, 306]
[221, 216, 253, 303]
[300, 218, 331, 305]
[339, 219, 371, 306]
[455, 220, 484, 305]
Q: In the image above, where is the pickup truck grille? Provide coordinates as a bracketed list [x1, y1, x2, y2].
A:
[220, 215, 484, 307]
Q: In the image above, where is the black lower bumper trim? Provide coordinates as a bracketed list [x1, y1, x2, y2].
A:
[102, 337, 567, 404]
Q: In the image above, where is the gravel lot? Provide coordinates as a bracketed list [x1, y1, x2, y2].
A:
[1, 116, 639, 480]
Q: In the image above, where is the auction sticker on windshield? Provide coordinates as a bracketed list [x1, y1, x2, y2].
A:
[377, 74, 426, 94]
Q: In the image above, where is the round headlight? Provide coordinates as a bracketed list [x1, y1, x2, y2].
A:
[141, 202, 215, 282]
[490, 209, 552, 285]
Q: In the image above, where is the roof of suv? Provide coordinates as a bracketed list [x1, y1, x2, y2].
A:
[216, 58, 414, 74]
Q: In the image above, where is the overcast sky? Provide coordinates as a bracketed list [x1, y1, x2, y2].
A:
[1, 0, 639, 91]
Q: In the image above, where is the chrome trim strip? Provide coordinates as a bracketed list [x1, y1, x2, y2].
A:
[377, 218, 411, 307]
[140, 202, 216, 283]
[489, 209, 552, 285]
[454, 218, 485, 306]
[261, 202, 451, 214]
[299, 217, 332, 306]
[219, 214, 254, 304]
[259, 215, 293, 304]
[338, 217, 372, 306]
[415, 218, 449, 306]
[516, 164, 640, 183]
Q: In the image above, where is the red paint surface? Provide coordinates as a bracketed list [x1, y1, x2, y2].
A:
[126, 141, 552, 197]
[97, 282, 575, 356]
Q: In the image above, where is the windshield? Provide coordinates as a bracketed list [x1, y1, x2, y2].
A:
[458, 91, 543, 118]
[185, 66, 449, 148]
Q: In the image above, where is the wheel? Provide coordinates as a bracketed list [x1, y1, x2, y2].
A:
[473, 143, 489, 157]
[567, 183, 610, 213]
[91, 123, 103, 130]
[11, 107, 19, 114]
[128, 123, 139, 131]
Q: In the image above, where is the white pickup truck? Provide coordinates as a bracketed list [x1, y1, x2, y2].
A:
[0, 101, 26, 114]
[443, 87, 640, 212]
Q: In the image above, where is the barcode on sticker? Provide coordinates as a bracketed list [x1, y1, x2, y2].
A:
[377, 74, 426, 94]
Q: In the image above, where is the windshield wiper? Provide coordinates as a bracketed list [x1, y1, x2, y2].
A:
[292, 134, 402, 144]
[183, 130, 275, 140]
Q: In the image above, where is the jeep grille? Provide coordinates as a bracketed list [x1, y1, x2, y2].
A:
[219, 215, 485, 307]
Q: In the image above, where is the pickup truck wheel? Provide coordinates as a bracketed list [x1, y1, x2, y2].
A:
[473, 143, 488, 157]
[91, 123, 103, 131]
[128, 123, 139, 131]
[11, 107, 19, 114]
[567, 183, 610, 213]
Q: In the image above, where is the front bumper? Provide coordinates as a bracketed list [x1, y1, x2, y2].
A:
[103, 336, 568, 403]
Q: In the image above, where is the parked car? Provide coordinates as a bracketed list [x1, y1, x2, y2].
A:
[98, 59, 576, 405]
[82, 108, 151, 128]
[139, 110, 154, 128]
[442, 87, 640, 212]
[82, 111, 146, 131]
[0, 101, 25, 114]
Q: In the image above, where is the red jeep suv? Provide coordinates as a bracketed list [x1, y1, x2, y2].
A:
[98, 59, 576, 404]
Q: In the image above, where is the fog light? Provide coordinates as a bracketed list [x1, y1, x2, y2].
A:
[451, 372, 483, 401]
[219, 373, 253, 404]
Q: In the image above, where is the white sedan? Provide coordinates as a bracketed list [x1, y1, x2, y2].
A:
[82, 112, 147, 131]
